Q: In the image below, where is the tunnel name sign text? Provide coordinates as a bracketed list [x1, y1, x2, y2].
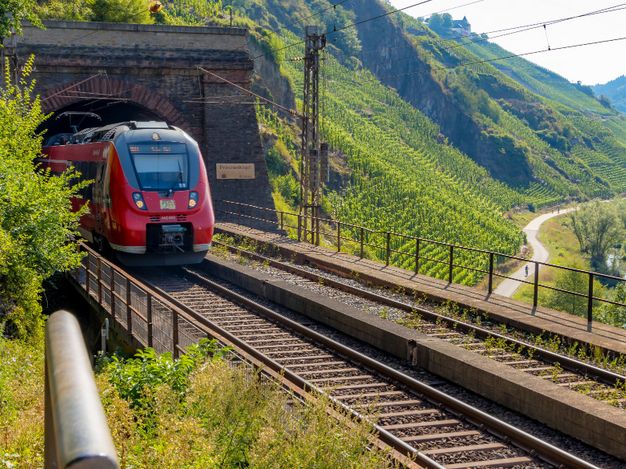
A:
[216, 163, 255, 180]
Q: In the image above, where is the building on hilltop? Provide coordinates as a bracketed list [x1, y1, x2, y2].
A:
[450, 16, 471, 37]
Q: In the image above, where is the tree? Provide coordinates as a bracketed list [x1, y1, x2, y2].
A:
[0, 58, 86, 340]
[91, 0, 153, 24]
[36, 0, 95, 21]
[546, 265, 589, 317]
[427, 13, 453, 34]
[568, 202, 622, 269]
[0, 0, 42, 39]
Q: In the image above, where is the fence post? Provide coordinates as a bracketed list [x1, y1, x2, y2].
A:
[297, 214, 302, 241]
[85, 255, 91, 296]
[414, 238, 420, 274]
[147, 293, 153, 347]
[385, 232, 391, 266]
[97, 257, 102, 305]
[488, 252, 494, 294]
[126, 278, 132, 335]
[315, 214, 320, 246]
[532, 262, 539, 314]
[448, 245, 454, 284]
[109, 267, 116, 320]
[360, 227, 364, 259]
[337, 222, 341, 252]
[587, 272, 593, 332]
[172, 309, 179, 359]
[279, 211, 284, 231]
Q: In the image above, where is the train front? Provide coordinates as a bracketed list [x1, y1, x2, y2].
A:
[109, 124, 214, 266]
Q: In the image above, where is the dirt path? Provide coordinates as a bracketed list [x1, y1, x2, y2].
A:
[493, 208, 577, 297]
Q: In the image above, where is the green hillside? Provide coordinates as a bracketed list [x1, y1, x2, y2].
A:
[593, 75, 626, 114]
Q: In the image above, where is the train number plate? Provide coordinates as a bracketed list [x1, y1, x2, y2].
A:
[160, 199, 176, 210]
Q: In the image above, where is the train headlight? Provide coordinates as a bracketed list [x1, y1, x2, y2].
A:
[188, 191, 199, 209]
[132, 192, 147, 210]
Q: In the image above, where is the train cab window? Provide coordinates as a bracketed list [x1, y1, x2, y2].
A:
[130, 144, 189, 191]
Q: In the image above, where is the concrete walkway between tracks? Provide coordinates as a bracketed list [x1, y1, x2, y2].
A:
[494, 207, 577, 297]
[216, 222, 626, 357]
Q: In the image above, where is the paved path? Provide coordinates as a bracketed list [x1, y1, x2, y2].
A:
[493, 208, 577, 297]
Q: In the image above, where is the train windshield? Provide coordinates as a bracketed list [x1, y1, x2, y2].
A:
[130, 143, 189, 191]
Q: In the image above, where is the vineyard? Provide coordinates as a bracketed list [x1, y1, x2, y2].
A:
[259, 49, 524, 285]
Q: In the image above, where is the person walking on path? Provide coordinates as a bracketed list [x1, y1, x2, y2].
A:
[525, 265, 529, 277]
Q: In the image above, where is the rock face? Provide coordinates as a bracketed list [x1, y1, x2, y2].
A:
[15, 20, 276, 226]
[349, 1, 533, 187]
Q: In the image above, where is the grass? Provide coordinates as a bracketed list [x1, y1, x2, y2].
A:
[98, 346, 394, 468]
[0, 325, 394, 468]
[0, 336, 45, 468]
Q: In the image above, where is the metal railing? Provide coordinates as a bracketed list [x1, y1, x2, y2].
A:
[70, 244, 213, 358]
[218, 200, 626, 332]
[44, 310, 119, 469]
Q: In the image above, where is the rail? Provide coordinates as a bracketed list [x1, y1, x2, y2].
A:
[217, 200, 626, 332]
[44, 310, 119, 469]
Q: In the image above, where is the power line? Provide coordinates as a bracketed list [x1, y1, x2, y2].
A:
[253, 0, 437, 61]
[298, 0, 352, 26]
[247, 0, 351, 57]
[428, 0, 485, 17]
[443, 2, 626, 54]
[328, 0, 435, 35]
[444, 34, 626, 71]
[196, 66, 303, 118]
[362, 33, 626, 85]
[42, 73, 106, 103]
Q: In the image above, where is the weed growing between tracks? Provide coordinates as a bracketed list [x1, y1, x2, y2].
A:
[97, 342, 395, 468]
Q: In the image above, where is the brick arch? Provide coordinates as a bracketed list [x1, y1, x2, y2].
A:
[41, 76, 190, 129]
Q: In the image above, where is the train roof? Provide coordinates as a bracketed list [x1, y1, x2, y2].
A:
[72, 121, 177, 143]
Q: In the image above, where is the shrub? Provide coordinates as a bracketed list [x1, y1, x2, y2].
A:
[91, 0, 153, 24]
[98, 343, 391, 467]
[0, 59, 86, 340]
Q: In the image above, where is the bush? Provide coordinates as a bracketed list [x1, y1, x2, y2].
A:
[0, 59, 86, 340]
[98, 343, 391, 467]
[91, 0, 153, 24]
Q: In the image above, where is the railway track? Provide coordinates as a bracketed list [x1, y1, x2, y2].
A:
[211, 240, 626, 407]
[137, 265, 598, 469]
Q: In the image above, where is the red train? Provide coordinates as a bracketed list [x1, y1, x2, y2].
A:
[43, 121, 214, 266]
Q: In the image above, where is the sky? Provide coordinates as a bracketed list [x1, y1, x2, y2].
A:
[388, 0, 626, 85]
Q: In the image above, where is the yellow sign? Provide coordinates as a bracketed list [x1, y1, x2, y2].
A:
[216, 163, 255, 180]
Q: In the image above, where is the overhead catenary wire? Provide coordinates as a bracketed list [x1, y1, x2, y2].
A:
[328, 0, 435, 35]
[441, 2, 626, 54]
[241, 0, 351, 56]
[297, 0, 352, 26]
[361, 33, 626, 85]
[196, 66, 303, 118]
[42, 72, 106, 103]
[252, 0, 437, 61]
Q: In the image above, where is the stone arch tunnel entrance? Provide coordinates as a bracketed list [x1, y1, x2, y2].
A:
[40, 100, 163, 141]
[15, 20, 275, 222]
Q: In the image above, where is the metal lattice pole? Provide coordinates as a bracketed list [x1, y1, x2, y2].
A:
[300, 26, 326, 244]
